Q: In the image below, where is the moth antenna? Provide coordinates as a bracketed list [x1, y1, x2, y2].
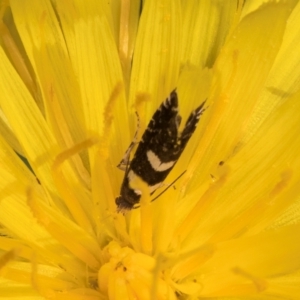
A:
[150, 170, 186, 202]
[132, 171, 186, 209]
[117, 111, 140, 170]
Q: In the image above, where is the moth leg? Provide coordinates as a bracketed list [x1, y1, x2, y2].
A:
[117, 112, 140, 171]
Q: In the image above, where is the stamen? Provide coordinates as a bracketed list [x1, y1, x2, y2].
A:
[135, 92, 152, 130]
[0, 237, 32, 261]
[132, 176, 153, 255]
[183, 46, 239, 192]
[46, 82, 91, 188]
[170, 244, 215, 280]
[92, 149, 129, 243]
[232, 267, 268, 293]
[52, 138, 98, 233]
[0, 18, 36, 96]
[208, 170, 293, 243]
[98, 242, 172, 299]
[102, 82, 124, 147]
[27, 187, 100, 270]
[175, 166, 229, 242]
[0, 248, 20, 270]
[119, 0, 130, 79]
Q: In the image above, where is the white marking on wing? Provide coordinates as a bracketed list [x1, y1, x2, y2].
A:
[128, 170, 142, 195]
[147, 150, 176, 172]
[128, 170, 161, 195]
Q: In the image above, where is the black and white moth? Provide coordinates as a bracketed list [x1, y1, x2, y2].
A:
[116, 90, 205, 211]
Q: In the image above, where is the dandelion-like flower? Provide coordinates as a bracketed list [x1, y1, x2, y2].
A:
[0, 0, 300, 299]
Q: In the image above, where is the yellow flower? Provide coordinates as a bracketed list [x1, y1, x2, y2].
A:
[0, 0, 300, 299]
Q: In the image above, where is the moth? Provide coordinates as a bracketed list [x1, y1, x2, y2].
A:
[116, 90, 205, 211]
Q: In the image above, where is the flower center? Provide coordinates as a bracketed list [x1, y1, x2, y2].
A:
[98, 241, 175, 299]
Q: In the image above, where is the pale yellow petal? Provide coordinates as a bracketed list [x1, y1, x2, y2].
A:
[0, 110, 24, 156]
[53, 0, 128, 149]
[193, 224, 300, 298]
[129, 0, 181, 115]
[6, 0, 88, 186]
[72, 17, 126, 135]
[242, 1, 300, 144]
[242, 0, 298, 18]
[176, 90, 300, 248]
[187, 1, 295, 191]
[1, 1, 299, 298]
[0, 279, 42, 299]
[118, 0, 141, 84]
[0, 48, 57, 193]
[181, 0, 238, 67]
[9, 0, 68, 74]
[0, 50, 89, 230]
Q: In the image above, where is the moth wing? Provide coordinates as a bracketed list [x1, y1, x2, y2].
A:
[133, 90, 179, 162]
[180, 101, 206, 148]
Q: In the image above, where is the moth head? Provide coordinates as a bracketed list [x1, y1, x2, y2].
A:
[115, 195, 134, 212]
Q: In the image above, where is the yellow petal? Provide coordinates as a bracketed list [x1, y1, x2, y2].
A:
[129, 0, 181, 112]
[181, 0, 239, 67]
[188, 0, 295, 191]
[195, 223, 300, 297]
[0, 48, 59, 193]
[118, 0, 141, 83]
